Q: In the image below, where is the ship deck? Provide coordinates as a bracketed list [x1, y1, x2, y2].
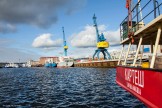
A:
[121, 14, 162, 45]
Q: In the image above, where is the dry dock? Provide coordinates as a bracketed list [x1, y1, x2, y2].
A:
[74, 60, 118, 68]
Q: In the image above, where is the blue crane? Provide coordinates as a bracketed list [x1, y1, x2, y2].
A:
[92, 14, 111, 60]
[62, 27, 68, 56]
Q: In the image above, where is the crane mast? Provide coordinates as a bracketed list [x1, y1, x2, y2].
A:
[93, 14, 100, 42]
[62, 27, 68, 56]
[92, 14, 111, 60]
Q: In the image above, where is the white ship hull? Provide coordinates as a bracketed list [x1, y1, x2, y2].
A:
[57, 61, 74, 68]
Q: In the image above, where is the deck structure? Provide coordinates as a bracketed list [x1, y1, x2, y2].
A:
[116, 0, 162, 107]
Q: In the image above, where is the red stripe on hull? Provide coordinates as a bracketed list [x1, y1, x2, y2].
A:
[116, 66, 162, 108]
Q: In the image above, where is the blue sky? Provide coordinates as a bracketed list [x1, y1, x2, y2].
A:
[0, 0, 129, 62]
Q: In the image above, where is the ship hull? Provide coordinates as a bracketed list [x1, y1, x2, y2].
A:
[57, 62, 74, 68]
[116, 66, 162, 108]
[44, 63, 57, 68]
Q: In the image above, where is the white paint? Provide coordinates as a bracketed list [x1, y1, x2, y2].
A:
[125, 68, 144, 88]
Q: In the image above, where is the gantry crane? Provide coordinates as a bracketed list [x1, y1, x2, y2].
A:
[62, 27, 68, 56]
[92, 14, 111, 60]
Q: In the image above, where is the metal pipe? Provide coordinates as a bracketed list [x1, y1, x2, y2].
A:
[132, 0, 152, 23]
[136, 3, 139, 30]
[150, 26, 161, 68]
[150, 41, 153, 53]
[156, 1, 161, 15]
[131, 0, 142, 13]
[128, 0, 132, 29]
[120, 24, 122, 41]
[153, 0, 157, 18]
[138, 0, 143, 21]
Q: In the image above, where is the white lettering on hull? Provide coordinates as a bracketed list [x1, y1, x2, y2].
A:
[125, 68, 144, 95]
[127, 82, 141, 95]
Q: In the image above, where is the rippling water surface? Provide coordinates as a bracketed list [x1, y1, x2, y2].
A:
[0, 67, 146, 108]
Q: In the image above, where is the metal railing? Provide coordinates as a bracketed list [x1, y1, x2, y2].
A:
[120, 0, 162, 42]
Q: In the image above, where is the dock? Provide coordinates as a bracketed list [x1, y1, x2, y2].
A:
[74, 59, 118, 68]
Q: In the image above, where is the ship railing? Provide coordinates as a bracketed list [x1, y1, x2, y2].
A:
[120, 0, 162, 42]
[118, 2, 162, 69]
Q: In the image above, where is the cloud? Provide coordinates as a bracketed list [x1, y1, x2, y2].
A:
[0, 47, 40, 62]
[104, 28, 120, 46]
[70, 25, 120, 48]
[0, 23, 16, 33]
[32, 33, 62, 48]
[0, 0, 86, 32]
[69, 47, 95, 58]
[70, 25, 96, 48]
[0, 39, 15, 45]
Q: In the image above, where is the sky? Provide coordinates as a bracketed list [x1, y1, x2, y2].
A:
[0, 0, 129, 62]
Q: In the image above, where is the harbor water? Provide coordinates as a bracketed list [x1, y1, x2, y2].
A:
[0, 67, 146, 108]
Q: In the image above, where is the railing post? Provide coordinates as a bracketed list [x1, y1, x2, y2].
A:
[150, 40, 153, 53]
[150, 26, 161, 68]
[153, 0, 157, 18]
[140, 45, 144, 65]
[155, 1, 161, 16]
[118, 45, 124, 65]
[124, 42, 131, 65]
[136, 2, 139, 30]
[133, 36, 143, 66]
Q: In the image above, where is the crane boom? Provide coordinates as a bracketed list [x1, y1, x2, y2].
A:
[62, 27, 66, 47]
[93, 14, 100, 42]
[92, 14, 111, 60]
[62, 27, 68, 56]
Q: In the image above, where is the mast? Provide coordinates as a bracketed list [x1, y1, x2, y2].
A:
[93, 14, 100, 42]
[126, 0, 133, 30]
[62, 27, 68, 56]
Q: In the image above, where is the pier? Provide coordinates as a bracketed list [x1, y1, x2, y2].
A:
[74, 60, 118, 68]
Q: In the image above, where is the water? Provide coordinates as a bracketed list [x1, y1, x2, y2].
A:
[0, 67, 146, 108]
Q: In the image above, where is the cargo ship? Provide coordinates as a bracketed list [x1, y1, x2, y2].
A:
[116, 0, 162, 107]
[44, 58, 57, 68]
[57, 56, 74, 68]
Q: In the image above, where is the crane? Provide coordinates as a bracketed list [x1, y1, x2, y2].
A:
[62, 27, 68, 56]
[92, 14, 111, 60]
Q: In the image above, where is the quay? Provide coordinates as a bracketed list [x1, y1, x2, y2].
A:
[74, 59, 118, 68]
